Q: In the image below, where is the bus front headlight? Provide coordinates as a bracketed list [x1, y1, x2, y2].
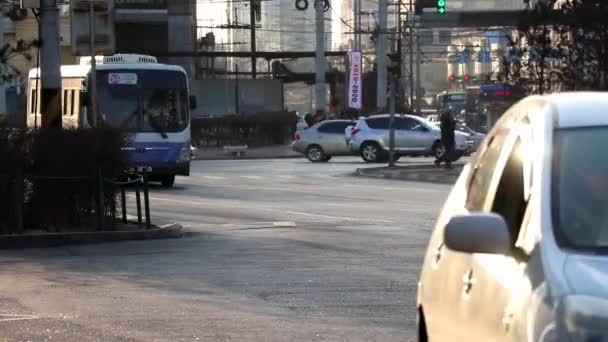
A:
[178, 143, 191, 162]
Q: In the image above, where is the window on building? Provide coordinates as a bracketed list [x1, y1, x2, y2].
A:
[418, 31, 434, 45]
[439, 31, 451, 44]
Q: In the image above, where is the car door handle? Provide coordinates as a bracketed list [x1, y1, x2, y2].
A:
[462, 270, 476, 295]
[502, 311, 514, 332]
[432, 243, 444, 268]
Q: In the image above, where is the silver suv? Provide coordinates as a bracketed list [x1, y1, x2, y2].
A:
[348, 114, 470, 163]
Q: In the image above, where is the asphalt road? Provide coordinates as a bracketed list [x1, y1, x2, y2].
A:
[0, 157, 451, 342]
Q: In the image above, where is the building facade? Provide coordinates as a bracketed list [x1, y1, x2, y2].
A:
[114, 0, 197, 77]
[220, 1, 333, 74]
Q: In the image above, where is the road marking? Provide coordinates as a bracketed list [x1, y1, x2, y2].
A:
[273, 221, 297, 227]
[202, 175, 225, 180]
[285, 210, 393, 223]
[342, 183, 444, 193]
[0, 314, 41, 322]
[240, 175, 262, 179]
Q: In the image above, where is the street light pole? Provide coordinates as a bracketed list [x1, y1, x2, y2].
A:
[89, 0, 99, 127]
[39, 0, 62, 128]
[315, 0, 326, 116]
[408, 0, 414, 111]
[376, 0, 388, 112]
[249, 0, 257, 79]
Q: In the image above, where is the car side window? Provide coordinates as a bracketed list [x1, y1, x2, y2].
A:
[396, 117, 421, 131]
[465, 129, 509, 211]
[318, 122, 350, 134]
[489, 138, 528, 244]
[366, 118, 389, 129]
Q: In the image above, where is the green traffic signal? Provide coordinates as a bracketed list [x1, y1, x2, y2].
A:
[437, 0, 446, 14]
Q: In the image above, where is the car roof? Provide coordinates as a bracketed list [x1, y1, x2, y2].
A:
[360, 114, 420, 119]
[317, 119, 356, 124]
[530, 92, 608, 129]
[311, 119, 355, 127]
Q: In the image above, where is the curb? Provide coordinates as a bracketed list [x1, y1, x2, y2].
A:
[0, 223, 183, 250]
[194, 155, 304, 161]
[355, 167, 461, 185]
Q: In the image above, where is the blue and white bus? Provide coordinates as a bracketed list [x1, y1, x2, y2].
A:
[27, 54, 194, 187]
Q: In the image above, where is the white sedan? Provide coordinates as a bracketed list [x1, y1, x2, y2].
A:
[417, 92, 608, 341]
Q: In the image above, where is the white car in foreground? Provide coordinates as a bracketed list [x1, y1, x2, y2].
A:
[417, 92, 608, 341]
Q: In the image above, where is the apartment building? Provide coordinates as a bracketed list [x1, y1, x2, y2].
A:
[114, 0, 197, 77]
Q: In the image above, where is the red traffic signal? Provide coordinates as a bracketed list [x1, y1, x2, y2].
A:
[463, 74, 471, 81]
[448, 74, 456, 82]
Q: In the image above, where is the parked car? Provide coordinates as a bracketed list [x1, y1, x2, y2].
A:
[417, 92, 608, 342]
[348, 114, 471, 163]
[292, 119, 356, 162]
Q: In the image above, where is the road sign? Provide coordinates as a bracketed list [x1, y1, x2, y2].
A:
[478, 50, 491, 63]
[455, 51, 470, 64]
[71, 0, 116, 56]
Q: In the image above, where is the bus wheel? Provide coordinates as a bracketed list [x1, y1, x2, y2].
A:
[161, 175, 175, 187]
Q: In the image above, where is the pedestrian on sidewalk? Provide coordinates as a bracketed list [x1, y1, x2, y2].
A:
[435, 107, 456, 169]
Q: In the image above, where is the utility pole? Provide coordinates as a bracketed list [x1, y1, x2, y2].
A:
[315, 0, 326, 116]
[249, 0, 257, 79]
[416, 31, 421, 114]
[354, 0, 362, 51]
[388, 28, 397, 167]
[376, 0, 388, 112]
[408, 0, 414, 112]
[40, 0, 62, 128]
[352, 0, 358, 50]
[88, 0, 98, 127]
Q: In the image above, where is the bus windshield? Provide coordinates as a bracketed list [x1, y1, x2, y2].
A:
[94, 69, 189, 133]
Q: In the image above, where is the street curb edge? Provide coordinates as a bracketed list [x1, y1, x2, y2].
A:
[0, 224, 184, 250]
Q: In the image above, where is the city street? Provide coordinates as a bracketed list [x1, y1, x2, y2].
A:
[0, 158, 451, 341]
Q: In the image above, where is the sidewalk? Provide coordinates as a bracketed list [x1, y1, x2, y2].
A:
[194, 144, 303, 160]
[355, 163, 464, 184]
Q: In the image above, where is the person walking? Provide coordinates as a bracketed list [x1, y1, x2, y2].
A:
[435, 107, 456, 169]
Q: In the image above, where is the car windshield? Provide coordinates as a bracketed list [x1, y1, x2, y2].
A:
[553, 127, 608, 250]
[95, 69, 189, 133]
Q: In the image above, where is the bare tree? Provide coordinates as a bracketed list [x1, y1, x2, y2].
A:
[504, 0, 608, 94]
[0, 0, 40, 83]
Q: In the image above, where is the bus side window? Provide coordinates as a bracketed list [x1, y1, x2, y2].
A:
[73, 89, 80, 117]
[62, 89, 68, 116]
[30, 89, 37, 114]
[70, 90, 75, 116]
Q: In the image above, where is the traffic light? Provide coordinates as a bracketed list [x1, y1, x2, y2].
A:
[70, 0, 116, 56]
[463, 74, 470, 81]
[448, 74, 456, 82]
[437, 0, 446, 14]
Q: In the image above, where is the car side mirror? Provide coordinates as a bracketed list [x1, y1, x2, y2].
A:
[189, 95, 197, 110]
[444, 213, 511, 254]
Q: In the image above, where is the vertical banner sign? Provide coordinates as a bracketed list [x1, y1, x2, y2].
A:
[348, 51, 362, 110]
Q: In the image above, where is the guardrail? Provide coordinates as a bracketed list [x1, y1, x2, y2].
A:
[1, 168, 152, 234]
